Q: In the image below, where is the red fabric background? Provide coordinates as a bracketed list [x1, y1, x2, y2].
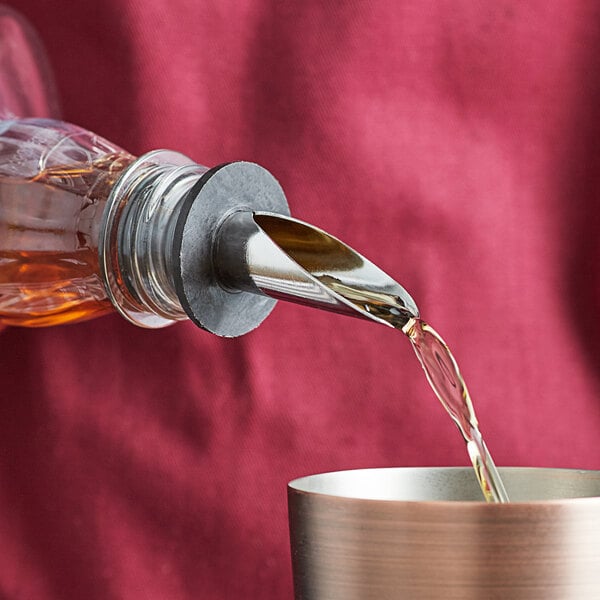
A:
[2, 0, 600, 598]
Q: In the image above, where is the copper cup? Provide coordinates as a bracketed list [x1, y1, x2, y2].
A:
[288, 467, 600, 599]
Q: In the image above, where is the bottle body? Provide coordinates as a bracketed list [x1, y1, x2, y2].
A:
[0, 118, 134, 326]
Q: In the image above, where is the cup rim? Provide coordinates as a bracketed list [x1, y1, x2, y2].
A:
[288, 466, 600, 507]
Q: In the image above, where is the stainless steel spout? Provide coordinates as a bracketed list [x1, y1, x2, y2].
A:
[215, 211, 419, 329]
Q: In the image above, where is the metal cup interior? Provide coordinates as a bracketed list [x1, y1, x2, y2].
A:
[288, 467, 600, 599]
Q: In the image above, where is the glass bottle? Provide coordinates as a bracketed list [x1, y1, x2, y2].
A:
[0, 8, 289, 336]
[0, 117, 292, 333]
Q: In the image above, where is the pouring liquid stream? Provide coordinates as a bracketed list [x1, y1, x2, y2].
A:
[402, 318, 509, 503]
[252, 213, 509, 503]
[337, 293, 510, 503]
[327, 299, 509, 503]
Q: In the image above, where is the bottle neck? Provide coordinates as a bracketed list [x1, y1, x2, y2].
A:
[99, 150, 208, 328]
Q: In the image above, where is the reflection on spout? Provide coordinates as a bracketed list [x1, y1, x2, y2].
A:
[214, 211, 419, 329]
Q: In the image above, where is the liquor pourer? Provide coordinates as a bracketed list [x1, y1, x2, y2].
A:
[172, 161, 419, 336]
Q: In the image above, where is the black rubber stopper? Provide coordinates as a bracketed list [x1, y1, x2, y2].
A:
[172, 161, 290, 337]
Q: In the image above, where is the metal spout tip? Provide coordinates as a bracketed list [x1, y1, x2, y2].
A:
[215, 211, 419, 329]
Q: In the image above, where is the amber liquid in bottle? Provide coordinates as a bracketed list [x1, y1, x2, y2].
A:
[0, 119, 135, 326]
